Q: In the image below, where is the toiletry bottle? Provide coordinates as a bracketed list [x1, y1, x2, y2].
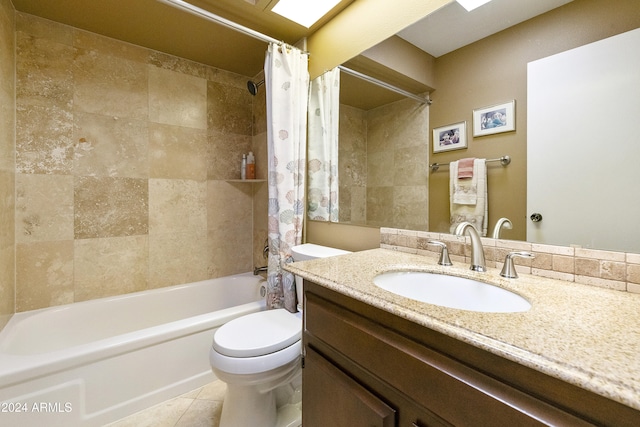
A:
[246, 151, 256, 180]
[241, 154, 247, 180]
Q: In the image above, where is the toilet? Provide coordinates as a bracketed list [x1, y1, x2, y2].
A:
[209, 243, 351, 427]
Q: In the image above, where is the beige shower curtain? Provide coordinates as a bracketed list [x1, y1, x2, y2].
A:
[265, 43, 309, 312]
[307, 68, 340, 222]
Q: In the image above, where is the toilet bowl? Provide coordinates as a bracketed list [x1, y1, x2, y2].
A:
[209, 243, 351, 427]
[210, 309, 302, 427]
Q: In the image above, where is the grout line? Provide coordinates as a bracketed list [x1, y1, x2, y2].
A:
[173, 397, 197, 427]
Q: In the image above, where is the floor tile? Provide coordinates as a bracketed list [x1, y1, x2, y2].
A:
[108, 380, 225, 427]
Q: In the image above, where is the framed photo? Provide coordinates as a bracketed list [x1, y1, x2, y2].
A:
[473, 100, 516, 137]
[432, 121, 467, 153]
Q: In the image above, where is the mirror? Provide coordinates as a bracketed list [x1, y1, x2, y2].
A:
[307, 68, 429, 230]
[307, 0, 640, 253]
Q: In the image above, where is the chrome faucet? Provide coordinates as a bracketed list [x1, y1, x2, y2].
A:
[454, 222, 486, 272]
[491, 217, 512, 239]
[428, 240, 452, 266]
[500, 251, 534, 278]
[253, 265, 268, 275]
[253, 239, 269, 275]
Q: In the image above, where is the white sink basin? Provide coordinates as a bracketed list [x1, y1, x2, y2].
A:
[373, 272, 531, 313]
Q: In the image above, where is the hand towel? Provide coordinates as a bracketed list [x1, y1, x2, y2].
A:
[450, 159, 488, 236]
[451, 160, 478, 205]
[457, 157, 475, 179]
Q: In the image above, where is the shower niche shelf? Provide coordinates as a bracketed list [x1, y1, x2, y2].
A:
[226, 179, 266, 183]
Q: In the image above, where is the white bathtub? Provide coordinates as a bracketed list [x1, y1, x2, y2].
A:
[0, 272, 266, 427]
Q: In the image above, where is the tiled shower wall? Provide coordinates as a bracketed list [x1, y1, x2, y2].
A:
[0, 0, 15, 328]
[338, 104, 367, 224]
[338, 97, 429, 230]
[10, 12, 267, 312]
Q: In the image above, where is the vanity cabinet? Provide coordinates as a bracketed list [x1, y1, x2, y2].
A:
[302, 280, 640, 427]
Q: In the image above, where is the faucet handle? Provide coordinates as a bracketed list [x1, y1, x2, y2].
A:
[500, 251, 534, 278]
[428, 240, 453, 266]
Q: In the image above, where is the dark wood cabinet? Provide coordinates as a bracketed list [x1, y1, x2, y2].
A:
[302, 280, 640, 427]
[304, 347, 396, 427]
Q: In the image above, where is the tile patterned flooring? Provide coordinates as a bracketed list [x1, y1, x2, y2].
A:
[107, 380, 227, 427]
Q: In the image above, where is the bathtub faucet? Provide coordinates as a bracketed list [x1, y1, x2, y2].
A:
[253, 266, 268, 275]
[254, 239, 269, 275]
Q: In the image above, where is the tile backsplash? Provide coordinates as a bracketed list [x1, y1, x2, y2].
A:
[381, 227, 640, 294]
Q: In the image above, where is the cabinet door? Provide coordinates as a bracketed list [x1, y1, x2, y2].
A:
[304, 286, 598, 427]
[303, 347, 396, 427]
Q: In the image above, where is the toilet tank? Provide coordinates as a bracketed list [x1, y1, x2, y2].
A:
[291, 243, 351, 261]
[291, 244, 351, 310]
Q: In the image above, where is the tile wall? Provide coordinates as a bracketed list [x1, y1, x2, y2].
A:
[338, 97, 429, 230]
[0, 0, 15, 328]
[381, 227, 640, 294]
[337, 104, 367, 224]
[11, 12, 267, 312]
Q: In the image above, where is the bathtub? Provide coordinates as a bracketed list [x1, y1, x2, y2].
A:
[0, 272, 266, 427]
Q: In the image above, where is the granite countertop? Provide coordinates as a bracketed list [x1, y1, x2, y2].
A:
[284, 248, 640, 411]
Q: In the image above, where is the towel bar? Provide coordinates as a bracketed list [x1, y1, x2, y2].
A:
[429, 155, 511, 172]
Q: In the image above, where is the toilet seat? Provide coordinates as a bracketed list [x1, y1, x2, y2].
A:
[210, 339, 301, 375]
[213, 309, 301, 358]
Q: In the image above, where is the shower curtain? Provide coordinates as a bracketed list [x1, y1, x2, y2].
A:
[265, 43, 309, 312]
[307, 68, 340, 222]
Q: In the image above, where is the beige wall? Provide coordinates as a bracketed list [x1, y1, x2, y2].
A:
[307, 0, 450, 78]
[429, 0, 640, 240]
[11, 13, 267, 312]
[0, 0, 15, 328]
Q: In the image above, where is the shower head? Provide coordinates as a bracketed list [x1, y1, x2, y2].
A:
[247, 79, 264, 96]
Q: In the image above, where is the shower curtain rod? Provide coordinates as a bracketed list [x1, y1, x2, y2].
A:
[157, 0, 306, 52]
[158, 1, 428, 104]
[338, 66, 432, 105]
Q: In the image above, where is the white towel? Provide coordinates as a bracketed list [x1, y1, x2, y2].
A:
[450, 159, 488, 236]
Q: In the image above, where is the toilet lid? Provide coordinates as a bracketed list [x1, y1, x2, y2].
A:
[213, 309, 301, 358]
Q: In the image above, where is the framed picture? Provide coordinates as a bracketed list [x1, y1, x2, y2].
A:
[432, 121, 467, 153]
[472, 100, 516, 137]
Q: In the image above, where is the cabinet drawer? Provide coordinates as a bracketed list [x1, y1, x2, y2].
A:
[303, 347, 396, 427]
[305, 291, 592, 427]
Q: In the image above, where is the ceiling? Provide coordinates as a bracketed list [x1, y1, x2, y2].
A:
[342, 0, 573, 109]
[398, 0, 573, 58]
[12, 0, 573, 105]
[11, 0, 354, 78]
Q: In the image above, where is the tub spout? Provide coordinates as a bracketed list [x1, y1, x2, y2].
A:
[455, 222, 486, 272]
[253, 266, 268, 275]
